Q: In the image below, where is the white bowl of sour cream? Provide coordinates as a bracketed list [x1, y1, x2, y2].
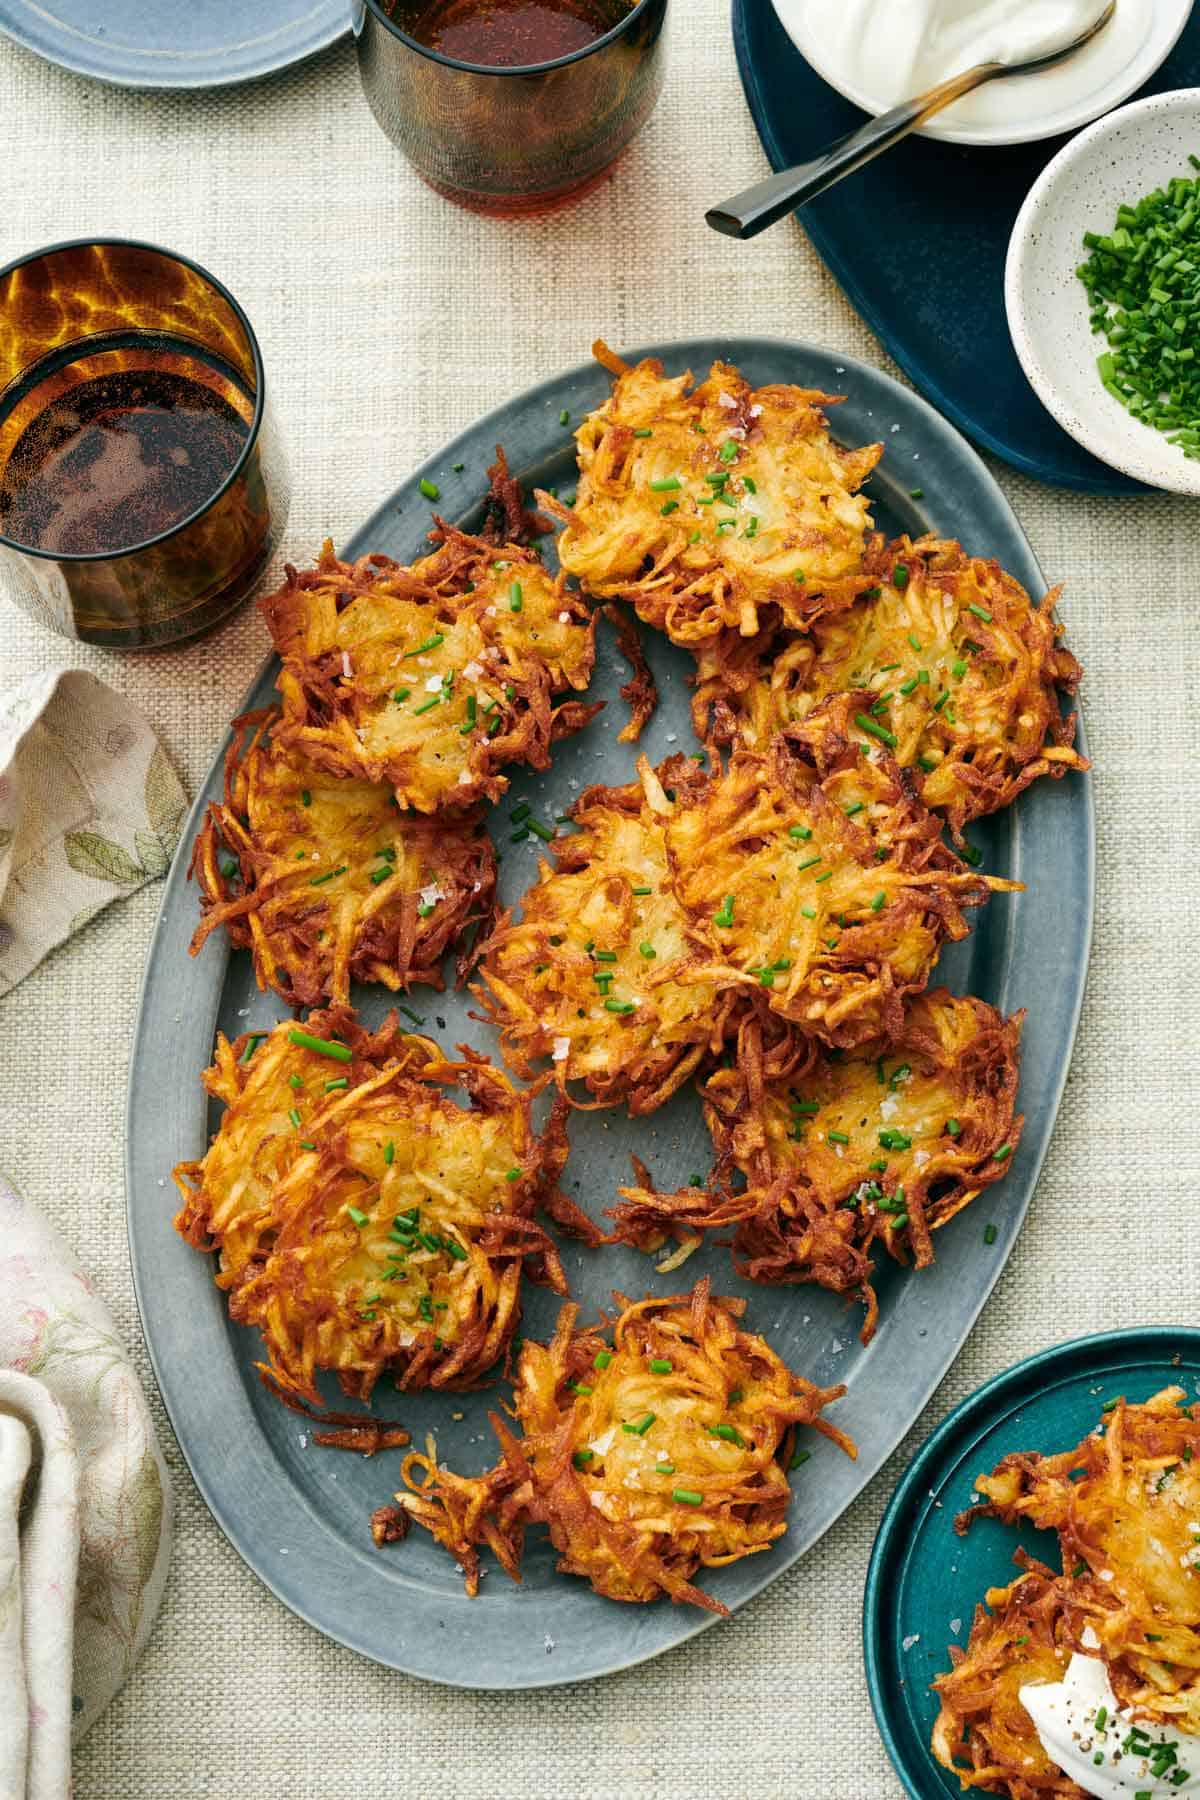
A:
[771, 0, 1193, 146]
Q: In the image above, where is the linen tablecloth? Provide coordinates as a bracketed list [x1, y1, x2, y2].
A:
[1, 5, 1197, 1794]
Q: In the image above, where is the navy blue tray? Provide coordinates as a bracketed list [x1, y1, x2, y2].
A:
[732, 1, 1200, 493]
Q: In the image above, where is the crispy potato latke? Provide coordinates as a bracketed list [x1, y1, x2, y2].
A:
[549, 341, 882, 646]
[477, 733, 1013, 1111]
[394, 1278, 854, 1611]
[611, 990, 1023, 1342]
[666, 733, 1010, 1048]
[189, 708, 496, 1007]
[933, 1389, 1200, 1795]
[260, 528, 599, 812]
[932, 1561, 1090, 1798]
[174, 1007, 584, 1404]
[692, 533, 1086, 839]
[476, 754, 738, 1113]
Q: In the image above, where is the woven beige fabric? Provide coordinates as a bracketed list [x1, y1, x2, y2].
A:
[0, 4, 1198, 1794]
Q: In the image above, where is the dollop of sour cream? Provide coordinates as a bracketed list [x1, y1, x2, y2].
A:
[808, 0, 1151, 134]
[1019, 1653, 1199, 1795]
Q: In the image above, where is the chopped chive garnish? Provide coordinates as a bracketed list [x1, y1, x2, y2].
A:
[844, 801, 864, 817]
[649, 475, 681, 492]
[639, 941, 657, 958]
[789, 824, 813, 840]
[568, 1381, 593, 1397]
[967, 603, 992, 622]
[800, 906, 816, 919]
[655, 1461, 676, 1475]
[870, 890, 886, 912]
[309, 864, 347, 885]
[856, 712, 898, 747]
[623, 1413, 656, 1436]
[370, 866, 391, 885]
[672, 1487, 704, 1505]
[633, 426, 653, 437]
[405, 633, 445, 658]
[505, 1167, 522, 1182]
[412, 695, 440, 715]
[827, 1130, 850, 1145]
[993, 1143, 1013, 1161]
[660, 499, 680, 515]
[324, 1077, 349, 1092]
[907, 632, 922, 652]
[796, 854, 822, 873]
[559, 408, 570, 425]
[594, 1350, 612, 1369]
[459, 695, 477, 734]
[892, 565, 909, 590]
[649, 1358, 673, 1374]
[288, 1073, 303, 1090]
[397, 1004, 425, 1026]
[287, 1029, 352, 1063]
[527, 818, 555, 843]
[984, 1223, 998, 1244]
[718, 439, 738, 462]
[572, 1449, 594, 1468]
[813, 870, 832, 884]
[346, 1205, 368, 1227]
[789, 1449, 811, 1470]
[714, 895, 735, 927]
[945, 1119, 961, 1137]
[418, 477, 439, 501]
[239, 1033, 265, 1064]
[604, 998, 636, 1014]
[910, 487, 923, 499]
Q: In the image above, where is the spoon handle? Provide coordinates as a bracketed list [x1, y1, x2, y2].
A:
[705, 63, 1000, 240]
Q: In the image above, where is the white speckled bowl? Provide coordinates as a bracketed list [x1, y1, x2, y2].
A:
[1006, 87, 1200, 495]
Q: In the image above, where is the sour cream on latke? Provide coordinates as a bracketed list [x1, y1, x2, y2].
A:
[1020, 1652, 1200, 1794]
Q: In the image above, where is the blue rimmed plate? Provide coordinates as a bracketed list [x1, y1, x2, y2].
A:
[864, 1328, 1200, 1797]
[0, 0, 347, 89]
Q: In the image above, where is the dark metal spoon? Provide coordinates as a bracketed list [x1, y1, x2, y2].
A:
[706, 0, 1116, 240]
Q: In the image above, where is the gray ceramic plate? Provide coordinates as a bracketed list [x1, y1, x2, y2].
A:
[126, 338, 1094, 1689]
[0, 0, 346, 88]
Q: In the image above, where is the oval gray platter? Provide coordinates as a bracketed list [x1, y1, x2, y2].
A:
[126, 337, 1094, 1689]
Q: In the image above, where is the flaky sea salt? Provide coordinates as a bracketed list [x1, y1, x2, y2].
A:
[552, 1037, 570, 1062]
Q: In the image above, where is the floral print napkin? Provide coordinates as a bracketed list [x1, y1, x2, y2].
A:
[0, 669, 187, 998]
[0, 1175, 173, 1798]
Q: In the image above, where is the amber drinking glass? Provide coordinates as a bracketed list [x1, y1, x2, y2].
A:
[354, 0, 668, 215]
[0, 239, 290, 648]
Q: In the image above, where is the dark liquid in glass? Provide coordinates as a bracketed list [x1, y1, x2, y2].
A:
[400, 0, 629, 66]
[0, 349, 250, 557]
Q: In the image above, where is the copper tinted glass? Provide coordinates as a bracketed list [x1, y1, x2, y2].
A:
[0, 240, 289, 648]
[355, 0, 667, 215]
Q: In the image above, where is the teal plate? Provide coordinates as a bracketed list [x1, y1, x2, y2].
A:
[864, 1327, 1200, 1797]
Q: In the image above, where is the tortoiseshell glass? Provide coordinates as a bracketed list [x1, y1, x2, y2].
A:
[0, 239, 290, 648]
[354, 0, 668, 216]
